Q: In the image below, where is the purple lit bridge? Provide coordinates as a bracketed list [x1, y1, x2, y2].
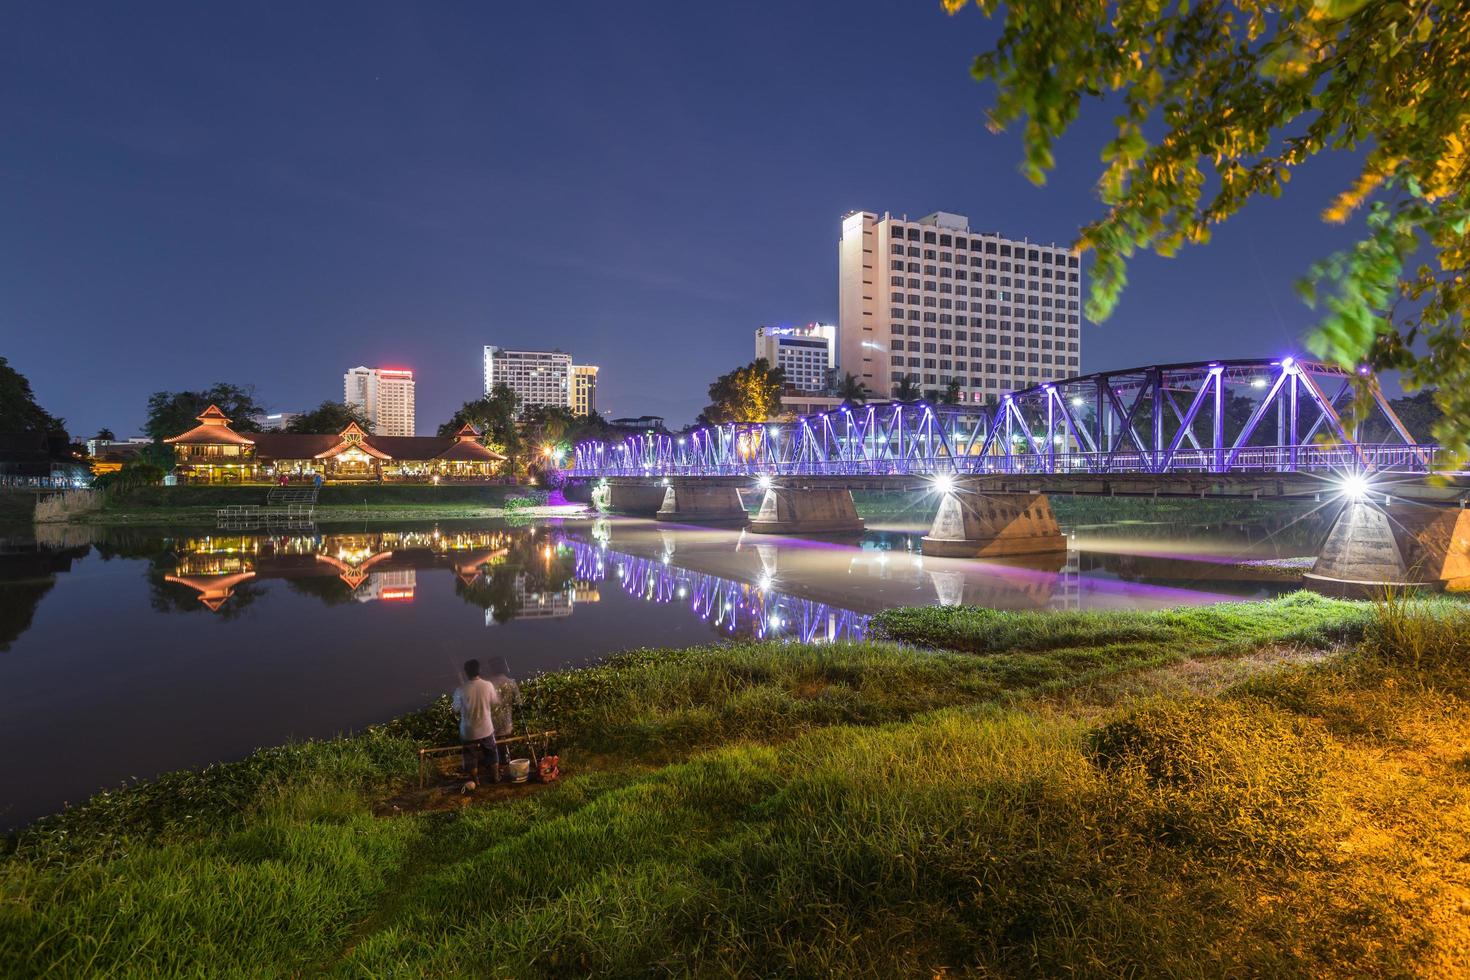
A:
[571, 358, 1470, 594]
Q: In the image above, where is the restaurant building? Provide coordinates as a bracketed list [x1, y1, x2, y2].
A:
[164, 405, 505, 483]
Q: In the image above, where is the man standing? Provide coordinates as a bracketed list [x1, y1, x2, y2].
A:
[452, 659, 500, 789]
[484, 656, 521, 765]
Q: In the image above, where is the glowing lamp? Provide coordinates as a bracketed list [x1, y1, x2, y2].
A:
[756, 473, 773, 491]
[932, 472, 956, 495]
[1339, 473, 1371, 500]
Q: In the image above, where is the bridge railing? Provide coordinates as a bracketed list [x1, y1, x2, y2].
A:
[569, 442, 1436, 479]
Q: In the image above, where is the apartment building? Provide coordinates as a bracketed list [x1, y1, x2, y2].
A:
[483, 347, 573, 413]
[343, 366, 415, 436]
[571, 364, 599, 416]
[838, 210, 1082, 402]
[754, 323, 837, 392]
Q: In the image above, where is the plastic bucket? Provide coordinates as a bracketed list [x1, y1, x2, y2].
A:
[506, 758, 531, 783]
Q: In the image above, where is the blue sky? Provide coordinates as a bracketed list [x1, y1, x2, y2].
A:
[2, 1, 1370, 436]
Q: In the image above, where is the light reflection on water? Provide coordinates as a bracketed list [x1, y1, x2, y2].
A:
[0, 512, 1323, 829]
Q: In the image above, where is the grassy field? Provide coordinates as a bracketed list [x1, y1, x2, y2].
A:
[3, 592, 1468, 976]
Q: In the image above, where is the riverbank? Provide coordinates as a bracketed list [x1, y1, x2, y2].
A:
[4, 592, 1468, 975]
[21, 484, 592, 525]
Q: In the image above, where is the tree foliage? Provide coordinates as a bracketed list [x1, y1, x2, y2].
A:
[286, 401, 374, 435]
[440, 385, 526, 473]
[892, 373, 924, 403]
[0, 356, 65, 435]
[837, 373, 870, 406]
[949, 0, 1470, 451]
[700, 359, 787, 424]
[145, 384, 264, 440]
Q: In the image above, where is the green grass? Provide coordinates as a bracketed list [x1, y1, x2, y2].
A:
[69, 483, 559, 524]
[5, 592, 1470, 976]
[871, 590, 1370, 655]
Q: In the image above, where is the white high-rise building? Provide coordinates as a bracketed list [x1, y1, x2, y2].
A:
[838, 210, 1083, 403]
[483, 347, 573, 414]
[343, 366, 415, 436]
[571, 364, 599, 416]
[754, 323, 837, 392]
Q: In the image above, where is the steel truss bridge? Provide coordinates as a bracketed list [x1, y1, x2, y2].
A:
[573, 358, 1439, 481]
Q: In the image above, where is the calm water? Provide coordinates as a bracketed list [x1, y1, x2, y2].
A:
[0, 511, 1326, 829]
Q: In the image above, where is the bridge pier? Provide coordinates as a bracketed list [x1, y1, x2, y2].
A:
[748, 486, 865, 536]
[603, 482, 668, 516]
[655, 484, 749, 523]
[1304, 501, 1470, 596]
[921, 489, 1067, 559]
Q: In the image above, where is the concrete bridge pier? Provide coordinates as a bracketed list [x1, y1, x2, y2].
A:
[604, 482, 668, 516]
[748, 486, 865, 535]
[921, 489, 1068, 559]
[1304, 500, 1470, 596]
[655, 484, 749, 523]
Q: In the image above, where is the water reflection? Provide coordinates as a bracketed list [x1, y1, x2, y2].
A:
[0, 513, 1324, 829]
[572, 537, 869, 643]
[0, 533, 89, 651]
[0, 514, 1314, 652]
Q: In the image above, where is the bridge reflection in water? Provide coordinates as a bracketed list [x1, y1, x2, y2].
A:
[571, 537, 870, 643]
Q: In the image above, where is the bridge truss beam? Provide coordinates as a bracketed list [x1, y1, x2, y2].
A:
[572, 358, 1435, 480]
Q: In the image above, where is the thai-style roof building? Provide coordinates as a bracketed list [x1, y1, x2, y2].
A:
[166, 406, 505, 483]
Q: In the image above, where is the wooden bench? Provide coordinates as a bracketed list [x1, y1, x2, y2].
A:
[417, 729, 559, 788]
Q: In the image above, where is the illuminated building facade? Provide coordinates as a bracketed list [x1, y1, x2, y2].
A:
[571, 364, 599, 416]
[166, 406, 504, 483]
[483, 347, 572, 414]
[754, 323, 836, 392]
[838, 210, 1083, 402]
[344, 366, 415, 437]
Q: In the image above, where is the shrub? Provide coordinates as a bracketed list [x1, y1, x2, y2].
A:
[503, 490, 550, 513]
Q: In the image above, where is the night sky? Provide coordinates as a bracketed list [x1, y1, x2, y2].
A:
[3, 1, 1371, 438]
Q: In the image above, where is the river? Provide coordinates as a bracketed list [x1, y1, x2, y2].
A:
[0, 506, 1327, 830]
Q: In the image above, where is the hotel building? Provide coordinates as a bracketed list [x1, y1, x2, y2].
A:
[483, 347, 572, 414]
[571, 364, 599, 416]
[343, 366, 415, 436]
[754, 323, 837, 392]
[838, 210, 1083, 403]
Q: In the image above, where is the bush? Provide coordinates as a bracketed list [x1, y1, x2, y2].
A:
[503, 490, 551, 513]
[92, 461, 165, 493]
